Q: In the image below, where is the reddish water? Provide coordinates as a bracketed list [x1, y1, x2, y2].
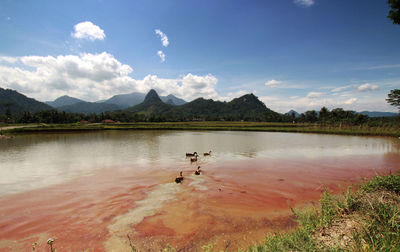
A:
[0, 153, 399, 251]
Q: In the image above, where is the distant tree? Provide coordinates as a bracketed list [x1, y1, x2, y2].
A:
[388, 0, 400, 24]
[5, 108, 11, 120]
[386, 89, 400, 112]
[318, 107, 330, 124]
[289, 112, 296, 122]
[303, 110, 318, 123]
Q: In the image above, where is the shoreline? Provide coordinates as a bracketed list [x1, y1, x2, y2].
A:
[1, 121, 399, 137]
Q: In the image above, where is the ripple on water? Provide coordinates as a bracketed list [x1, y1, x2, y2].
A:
[188, 174, 209, 191]
[105, 183, 183, 251]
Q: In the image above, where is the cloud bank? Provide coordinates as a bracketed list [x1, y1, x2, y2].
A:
[0, 52, 218, 102]
[259, 80, 390, 113]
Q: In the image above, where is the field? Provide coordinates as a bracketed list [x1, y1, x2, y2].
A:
[2, 121, 400, 137]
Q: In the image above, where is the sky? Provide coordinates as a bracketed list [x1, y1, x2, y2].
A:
[0, 0, 399, 113]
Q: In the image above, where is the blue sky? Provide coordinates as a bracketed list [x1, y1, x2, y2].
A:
[0, 0, 399, 113]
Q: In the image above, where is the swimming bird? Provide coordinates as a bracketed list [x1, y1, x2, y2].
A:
[175, 171, 184, 183]
[194, 166, 202, 175]
[186, 151, 198, 157]
[203, 151, 212, 156]
[190, 155, 198, 162]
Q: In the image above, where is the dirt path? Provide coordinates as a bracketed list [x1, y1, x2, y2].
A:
[0, 124, 40, 131]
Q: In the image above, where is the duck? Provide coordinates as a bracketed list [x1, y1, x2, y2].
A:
[190, 155, 198, 162]
[194, 166, 202, 175]
[175, 171, 184, 183]
[186, 151, 198, 157]
[203, 150, 212, 156]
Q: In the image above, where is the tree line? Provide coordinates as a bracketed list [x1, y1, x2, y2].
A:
[0, 107, 398, 127]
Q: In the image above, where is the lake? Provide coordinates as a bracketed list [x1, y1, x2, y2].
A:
[0, 131, 399, 251]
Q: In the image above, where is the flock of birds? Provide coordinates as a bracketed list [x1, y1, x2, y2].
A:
[175, 150, 212, 183]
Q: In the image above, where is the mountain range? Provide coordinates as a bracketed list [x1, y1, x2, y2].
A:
[1, 86, 398, 119]
[44, 91, 187, 113]
[126, 89, 282, 121]
[359, 111, 398, 117]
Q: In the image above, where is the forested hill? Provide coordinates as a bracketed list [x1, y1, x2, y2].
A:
[127, 89, 173, 115]
[46, 95, 84, 108]
[127, 89, 282, 121]
[0, 87, 52, 115]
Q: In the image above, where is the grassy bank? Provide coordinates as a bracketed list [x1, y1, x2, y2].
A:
[249, 173, 400, 251]
[2, 121, 400, 137]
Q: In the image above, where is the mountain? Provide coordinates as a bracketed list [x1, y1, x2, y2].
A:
[103, 92, 186, 109]
[165, 99, 176, 105]
[161, 94, 186, 106]
[103, 92, 146, 109]
[178, 98, 226, 119]
[143, 89, 163, 104]
[359, 111, 398, 117]
[285, 110, 300, 118]
[46, 95, 84, 108]
[127, 89, 173, 115]
[227, 94, 270, 113]
[0, 87, 53, 114]
[57, 102, 120, 114]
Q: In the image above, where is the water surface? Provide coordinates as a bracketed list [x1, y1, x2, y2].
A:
[0, 131, 399, 251]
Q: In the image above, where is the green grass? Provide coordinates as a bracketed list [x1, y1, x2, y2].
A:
[249, 173, 400, 252]
[2, 121, 400, 137]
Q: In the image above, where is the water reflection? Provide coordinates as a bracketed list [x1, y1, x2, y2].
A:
[0, 131, 399, 196]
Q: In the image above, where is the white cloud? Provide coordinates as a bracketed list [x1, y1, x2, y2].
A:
[307, 92, 325, 99]
[219, 90, 250, 101]
[0, 53, 219, 102]
[331, 85, 351, 92]
[155, 29, 169, 47]
[294, 0, 315, 7]
[357, 83, 379, 92]
[344, 98, 357, 105]
[157, 50, 166, 62]
[260, 95, 356, 113]
[365, 64, 400, 70]
[72, 21, 106, 41]
[0, 56, 18, 64]
[265, 79, 283, 87]
[132, 73, 219, 102]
